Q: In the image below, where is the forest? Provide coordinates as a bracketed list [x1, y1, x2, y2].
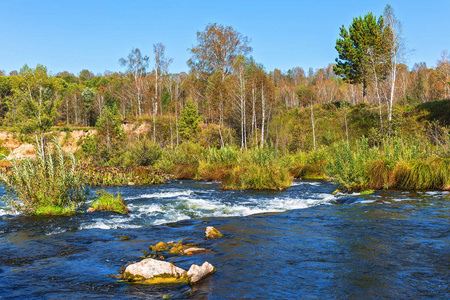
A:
[0, 5, 450, 215]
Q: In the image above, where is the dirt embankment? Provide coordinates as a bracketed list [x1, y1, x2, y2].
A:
[0, 130, 97, 160]
[0, 122, 151, 160]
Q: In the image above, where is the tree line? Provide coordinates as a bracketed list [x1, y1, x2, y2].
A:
[0, 5, 449, 151]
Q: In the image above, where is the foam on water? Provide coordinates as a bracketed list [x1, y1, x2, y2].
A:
[153, 212, 191, 225]
[425, 191, 440, 196]
[291, 181, 322, 186]
[79, 217, 141, 230]
[128, 203, 162, 215]
[125, 190, 194, 200]
[126, 191, 338, 225]
[0, 181, 368, 229]
[359, 200, 376, 204]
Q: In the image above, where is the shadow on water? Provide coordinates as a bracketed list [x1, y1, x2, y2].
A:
[0, 181, 449, 298]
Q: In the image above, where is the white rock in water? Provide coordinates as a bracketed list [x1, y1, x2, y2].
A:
[124, 258, 186, 281]
[187, 261, 216, 284]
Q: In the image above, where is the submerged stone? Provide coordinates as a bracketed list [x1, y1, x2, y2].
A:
[155, 241, 169, 251]
[182, 247, 209, 255]
[187, 262, 216, 284]
[149, 240, 206, 256]
[205, 226, 223, 239]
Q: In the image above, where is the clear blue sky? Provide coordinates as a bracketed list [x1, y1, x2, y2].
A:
[1, 0, 449, 76]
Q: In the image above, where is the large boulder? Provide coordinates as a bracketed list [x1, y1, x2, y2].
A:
[123, 258, 188, 284]
[187, 262, 216, 284]
[205, 226, 223, 239]
[121, 258, 216, 285]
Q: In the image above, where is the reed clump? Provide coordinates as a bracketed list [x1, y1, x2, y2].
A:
[288, 149, 327, 180]
[130, 138, 162, 167]
[323, 135, 450, 191]
[201, 146, 293, 190]
[157, 142, 202, 179]
[89, 190, 129, 214]
[221, 163, 292, 191]
[0, 137, 88, 215]
[391, 158, 450, 190]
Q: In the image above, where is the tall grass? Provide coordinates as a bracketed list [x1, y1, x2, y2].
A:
[157, 143, 292, 190]
[157, 141, 202, 179]
[130, 138, 162, 166]
[324, 135, 450, 191]
[0, 137, 88, 215]
[201, 146, 292, 190]
[288, 148, 327, 180]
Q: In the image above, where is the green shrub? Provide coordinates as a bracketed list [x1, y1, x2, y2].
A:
[130, 138, 162, 166]
[0, 137, 88, 215]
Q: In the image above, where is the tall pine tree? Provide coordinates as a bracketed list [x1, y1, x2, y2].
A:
[334, 13, 392, 103]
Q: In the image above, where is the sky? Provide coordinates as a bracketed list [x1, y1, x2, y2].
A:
[1, 0, 449, 76]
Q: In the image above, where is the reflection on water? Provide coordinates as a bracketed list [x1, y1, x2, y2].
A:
[0, 181, 449, 298]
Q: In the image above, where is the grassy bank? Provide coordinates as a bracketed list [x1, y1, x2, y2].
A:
[2, 102, 449, 192]
[290, 136, 450, 191]
[157, 144, 293, 190]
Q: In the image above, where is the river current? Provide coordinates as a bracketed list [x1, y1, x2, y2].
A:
[0, 180, 449, 299]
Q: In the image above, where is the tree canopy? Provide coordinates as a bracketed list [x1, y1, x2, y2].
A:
[334, 13, 392, 102]
[188, 23, 252, 77]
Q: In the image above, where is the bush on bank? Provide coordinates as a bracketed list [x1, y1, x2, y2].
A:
[0, 137, 88, 215]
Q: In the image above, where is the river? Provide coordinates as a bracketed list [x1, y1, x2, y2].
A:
[0, 180, 449, 299]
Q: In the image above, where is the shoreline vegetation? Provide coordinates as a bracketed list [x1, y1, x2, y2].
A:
[0, 7, 449, 215]
[1, 101, 450, 216]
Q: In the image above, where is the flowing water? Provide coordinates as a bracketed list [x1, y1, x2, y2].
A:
[0, 180, 449, 299]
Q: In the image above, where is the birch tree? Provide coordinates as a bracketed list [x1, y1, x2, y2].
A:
[188, 23, 252, 146]
[384, 4, 406, 122]
[119, 48, 149, 117]
[152, 43, 172, 142]
[297, 85, 317, 150]
[231, 55, 248, 148]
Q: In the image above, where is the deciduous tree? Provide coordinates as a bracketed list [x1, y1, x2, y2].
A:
[119, 48, 149, 117]
[9, 64, 60, 150]
[384, 4, 406, 122]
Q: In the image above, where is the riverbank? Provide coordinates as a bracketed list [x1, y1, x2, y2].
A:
[1, 137, 450, 193]
[0, 102, 449, 192]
